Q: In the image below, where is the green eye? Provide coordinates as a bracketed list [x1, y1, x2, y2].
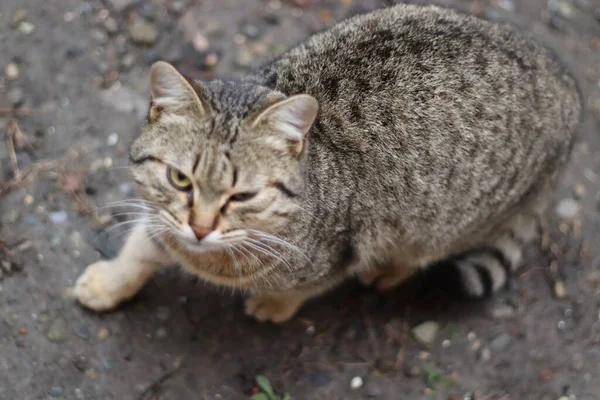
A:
[167, 166, 192, 190]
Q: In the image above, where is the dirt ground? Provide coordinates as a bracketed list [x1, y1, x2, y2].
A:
[1, 0, 600, 399]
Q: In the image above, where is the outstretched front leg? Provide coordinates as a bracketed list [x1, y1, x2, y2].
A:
[74, 224, 171, 311]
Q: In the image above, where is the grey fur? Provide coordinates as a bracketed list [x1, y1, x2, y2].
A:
[130, 4, 581, 309]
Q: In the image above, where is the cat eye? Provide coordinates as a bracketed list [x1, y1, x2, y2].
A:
[167, 166, 192, 191]
[229, 192, 258, 202]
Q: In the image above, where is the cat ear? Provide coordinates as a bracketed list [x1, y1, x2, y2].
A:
[251, 94, 319, 155]
[149, 61, 207, 120]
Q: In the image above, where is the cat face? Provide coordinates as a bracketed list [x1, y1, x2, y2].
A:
[129, 62, 318, 254]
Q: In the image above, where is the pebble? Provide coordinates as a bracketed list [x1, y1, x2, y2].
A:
[97, 327, 110, 340]
[121, 53, 136, 69]
[554, 280, 568, 299]
[48, 386, 63, 397]
[73, 355, 89, 372]
[74, 326, 90, 341]
[412, 321, 439, 346]
[480, 347, 492, 362]
[548, 15, 568, 32]
[573, 184, 585, 199]
[12, 10, 27, 27]
[156, 306, 170, 321]
[24, 194, 34, 205]
[365, 383, 381, 397]
[99, 84, 147, 120]
[107, 0, 136, 11]
[491, 303, 515, 319]
[203, 52, 220, 68]
[350, 376, 363, 390]
[496, 0, 515, 12]
[104, 17, 119, 34]
[17, 21, 35, 35]
[107, 132, 119, 146]
[403, 363, 421, 378]
[49, 211, 68, 224]
[240, 19, 264, 39]
[234, 47, 253, 68]
[556, 198, 579, 218]
[91, 29, 108, 44]
[128, 18, 158, 45]
[155, 327, 167, 339]
[8, 87, 24, 107]
[490, 333, 512, 352]
[192, 32, 210, 51]
[85, 368, 99, 380]
[1, 260, 13, 273]
[77, 3, 93, 15]
[46, 319, 68, 342]
[168, 0, 187, 15]
[548, 0, 575, 19]
[5, 62, 20, 80]
[74, 388, 85, 400]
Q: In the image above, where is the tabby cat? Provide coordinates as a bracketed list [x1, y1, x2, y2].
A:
[74, 4, 581, 322]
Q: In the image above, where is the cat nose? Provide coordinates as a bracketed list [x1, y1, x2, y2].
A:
[191, 225, 212, 241]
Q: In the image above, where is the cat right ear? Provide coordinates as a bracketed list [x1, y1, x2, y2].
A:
[149, 61, 207, 121]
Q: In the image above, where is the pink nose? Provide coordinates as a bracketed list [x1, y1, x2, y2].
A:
[191, 225, 212, 241]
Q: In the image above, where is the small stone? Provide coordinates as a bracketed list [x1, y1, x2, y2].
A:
[554, 280, 568, 299]
[128, 18, 158, 45]
[412, 321, 439, 346]
[305, 325, 316, 335]
[366, 383, 381, 397]
[85, 368, 99, 380]
[168, 0, 187, 15]
[8, 87, 24, 107]
[557, 320, 566, 330]
[156, 306, 170, 321]
[155, 327, 167, 339]
[442, 339, 451, 348]
[496, 0, 515, 12]
[240, 20, 264, 39]
[49, 211, 68, 224]
[192, 32, 210, 51]
[121, 53, 136, 69]
[234, 46, 253, 68]
[203, 52, 220, 68]
[73, 355, 89, 372]
[480, 347, 492, 362]
[91, 29, 108, 44]
[350, 376, 363, 390]
[64, 12, 75, 22]
[104, 17, 119, 34]
[548, 0, 575, 19]
[548, 15, 567, 32]
[573, 184, 585, 199]
[74, 326, 90, 340]
[50, 237, 62, 249]
[0, 260, 12, 273]
[106, 0, 136, 11]
[403, 364, 421, 378]
[107, 132, 119, 146]
[74, 388, 85, 400]
[490, 333, 512, 352]
[491, 303, 514, 319]
[46, 319, 68, 342]
[5, 62, 20, 80]
[23, 194, 34, 205]
[48, 386, 63, 397]
[12, 10, 27, 28]
[97, 327, 110, 340]
[556, 198, 579, 218]
[77, 3, 93, 15]
[18, 22, 35, 35]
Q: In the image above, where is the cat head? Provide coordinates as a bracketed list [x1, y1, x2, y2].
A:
[129, 61, 318, 252]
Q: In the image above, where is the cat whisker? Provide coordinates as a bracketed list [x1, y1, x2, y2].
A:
[243, 239, 294, 273]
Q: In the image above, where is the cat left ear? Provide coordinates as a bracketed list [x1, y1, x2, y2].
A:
[149, 61, 207, 121]
[251, 94, 319, 155]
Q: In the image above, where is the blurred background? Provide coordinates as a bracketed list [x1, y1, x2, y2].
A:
[1, 0, 599, 399]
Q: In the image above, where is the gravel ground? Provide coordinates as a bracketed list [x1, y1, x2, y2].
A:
[1, 0, 600, 399]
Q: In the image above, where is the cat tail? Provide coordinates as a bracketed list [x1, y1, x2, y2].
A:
[452, 214, 538, 298]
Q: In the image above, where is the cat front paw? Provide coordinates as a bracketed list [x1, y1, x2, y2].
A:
[244, 293, 304, 323]
[74, 261, 130, 312]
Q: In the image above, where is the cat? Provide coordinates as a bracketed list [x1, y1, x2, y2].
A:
[74, 4, 582, 322]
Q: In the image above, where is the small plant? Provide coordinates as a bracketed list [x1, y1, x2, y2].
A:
[251, 375, 291, 400]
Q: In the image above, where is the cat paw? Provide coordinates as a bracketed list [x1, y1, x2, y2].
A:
[244, 294, 302, 323]
[358, 266, 414, 291]
[74, 261, 128, 312]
